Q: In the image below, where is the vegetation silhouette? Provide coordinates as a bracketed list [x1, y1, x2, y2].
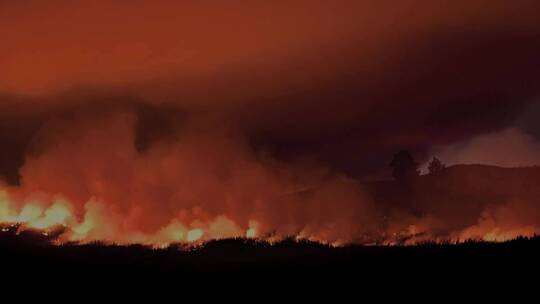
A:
[428, 157, 446, 175]
[3, 164, 540, 279]
[1, 225, 539, 280]
[390, 150, 420, 181]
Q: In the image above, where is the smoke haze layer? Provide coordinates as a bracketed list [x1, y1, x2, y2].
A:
[1, 1, 540, 244]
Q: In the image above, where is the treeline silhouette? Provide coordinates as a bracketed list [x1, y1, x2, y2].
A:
[2, 222, 540, 280]
[2, 154, 540, 280]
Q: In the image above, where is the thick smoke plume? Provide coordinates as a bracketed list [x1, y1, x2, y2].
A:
[2, 1, 540, 245]
[428, 128, 540, 169]
[1, 110, 381, 244]
[2, 110, 540, 245]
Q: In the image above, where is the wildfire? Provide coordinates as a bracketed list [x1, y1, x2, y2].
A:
[186, 228, 204, 242]
[1, 187, 538, 246]
[0, 189, 262, 245]
[246, 228, 256, 238]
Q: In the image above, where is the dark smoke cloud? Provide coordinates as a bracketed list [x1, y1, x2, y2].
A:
[1, 1, 540, 181]
[2, 1, 540, 244]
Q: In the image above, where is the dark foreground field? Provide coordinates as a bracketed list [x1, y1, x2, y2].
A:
[2, 228, 540, 284]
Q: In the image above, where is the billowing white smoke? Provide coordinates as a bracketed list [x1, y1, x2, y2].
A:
[426, 128, 540, 170]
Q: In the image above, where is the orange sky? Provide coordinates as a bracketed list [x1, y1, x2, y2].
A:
[1, 1, 540, 181]
[1, 1, 540, 244]
[1, 1, 538, 97]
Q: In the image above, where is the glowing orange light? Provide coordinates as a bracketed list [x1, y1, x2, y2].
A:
[246, 228, 257, 238]
[187, 228, 204, 242]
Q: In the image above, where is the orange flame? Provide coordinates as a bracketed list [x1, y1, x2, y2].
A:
[0, 189, 265, 245]
[1, 187, 538, 246]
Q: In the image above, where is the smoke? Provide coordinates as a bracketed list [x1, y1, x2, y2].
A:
[427, 128, 540, 169]
[0, 109, 380, 244]
[2, 1, 540, 244]
[2, 109, 540, 244]
[3, 1, 540, 181]
[3, 108, 540, 245]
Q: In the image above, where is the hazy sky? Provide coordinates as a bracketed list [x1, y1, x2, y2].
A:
[2, 0, 540, 183]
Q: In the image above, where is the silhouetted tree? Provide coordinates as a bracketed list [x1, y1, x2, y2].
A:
[428, 157, 446, 175]
[390, 150, 420, 181]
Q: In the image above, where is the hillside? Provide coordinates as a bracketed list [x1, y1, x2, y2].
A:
[360, 165, 540, 242]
